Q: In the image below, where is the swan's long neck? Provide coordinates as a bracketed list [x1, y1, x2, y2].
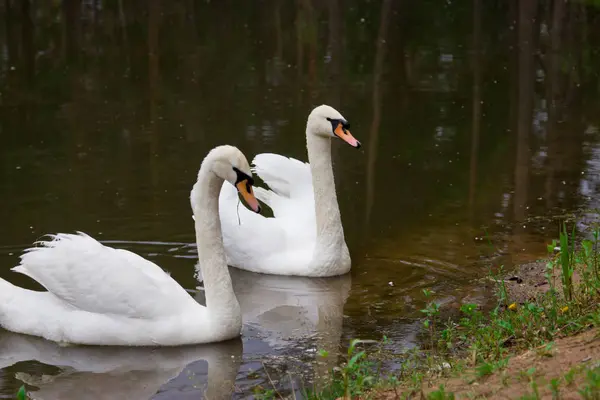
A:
[191, 168, 240, 327]
[306, 129, 347, 261]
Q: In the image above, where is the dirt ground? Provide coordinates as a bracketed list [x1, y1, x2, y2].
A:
[409, 327, 599, 399]
[501, 260, 582, 306]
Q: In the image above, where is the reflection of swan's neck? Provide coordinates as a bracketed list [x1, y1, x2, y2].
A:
[306, 127, 347, 271]
[191, 167, 240, 330]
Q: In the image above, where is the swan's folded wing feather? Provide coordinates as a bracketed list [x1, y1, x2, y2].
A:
[250, 153, 314, 219]
[251, 153, 312, 200]
[13, 233, 195, 318]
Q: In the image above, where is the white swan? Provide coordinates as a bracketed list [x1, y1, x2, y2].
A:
[218, 105, 360, 277]
[0, 145, 261, 346]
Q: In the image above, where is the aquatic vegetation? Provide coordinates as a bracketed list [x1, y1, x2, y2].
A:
[420, 289, 441, 351]
[558, 223, 575, 301]
[305, 339, 380, 399]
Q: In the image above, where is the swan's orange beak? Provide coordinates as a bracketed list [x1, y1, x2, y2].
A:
[334, 122, 361, 148]
[236, 180, 261, 214]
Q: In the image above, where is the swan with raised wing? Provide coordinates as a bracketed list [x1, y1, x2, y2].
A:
[0, 145, 261, 346]
[218, 105, 360, 277]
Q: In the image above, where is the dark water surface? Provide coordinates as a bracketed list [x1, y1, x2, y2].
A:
[1, 0, 600, 398]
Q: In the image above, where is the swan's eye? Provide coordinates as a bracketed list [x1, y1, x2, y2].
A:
[326, 117, 340, 132]
[233, 167, 254, 186]
[326, 117, 350, 134]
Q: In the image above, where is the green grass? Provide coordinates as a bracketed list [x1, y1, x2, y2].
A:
[427, 385, 455, 400]
[16, 386, 26, 400]
[578, 365, 600, 400]
[549, 377, 561, 399]
[253, 223, 600, 399]
[304, 339, 380, 399]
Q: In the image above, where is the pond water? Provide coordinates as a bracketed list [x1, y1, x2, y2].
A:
[1, 0, 600, 398]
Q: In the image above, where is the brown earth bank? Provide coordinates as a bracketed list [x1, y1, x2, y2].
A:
[372, 327, 600, 399]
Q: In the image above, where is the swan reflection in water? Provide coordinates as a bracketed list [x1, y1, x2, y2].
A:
[0, 330, 242, 400]
[196, 264, 352, 381]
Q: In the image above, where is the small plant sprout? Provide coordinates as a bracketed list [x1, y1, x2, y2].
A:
[16, 386, 26, 400]
[549, 377, 560, 400]
[427, 385, 455, 400]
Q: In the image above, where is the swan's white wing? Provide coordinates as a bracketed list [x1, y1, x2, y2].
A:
[252, 153, 312, 198]
[251, 153, 314, 218]
[219, 185, 288, 247]
[13, 233, 196, 318]
[218, 153, 317, 273]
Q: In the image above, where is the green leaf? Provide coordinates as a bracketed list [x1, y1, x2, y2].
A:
[348, 350, 365, 368]
[17, 386, 26, 400]
[583, 240, 593, 257]
[348, 338, 360, 356]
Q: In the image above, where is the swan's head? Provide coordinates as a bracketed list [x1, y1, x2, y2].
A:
[307, 105, 361, 149]
[205, 145, 261, 213]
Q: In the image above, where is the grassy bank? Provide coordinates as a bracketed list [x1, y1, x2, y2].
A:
[262, 224, 600, 399]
